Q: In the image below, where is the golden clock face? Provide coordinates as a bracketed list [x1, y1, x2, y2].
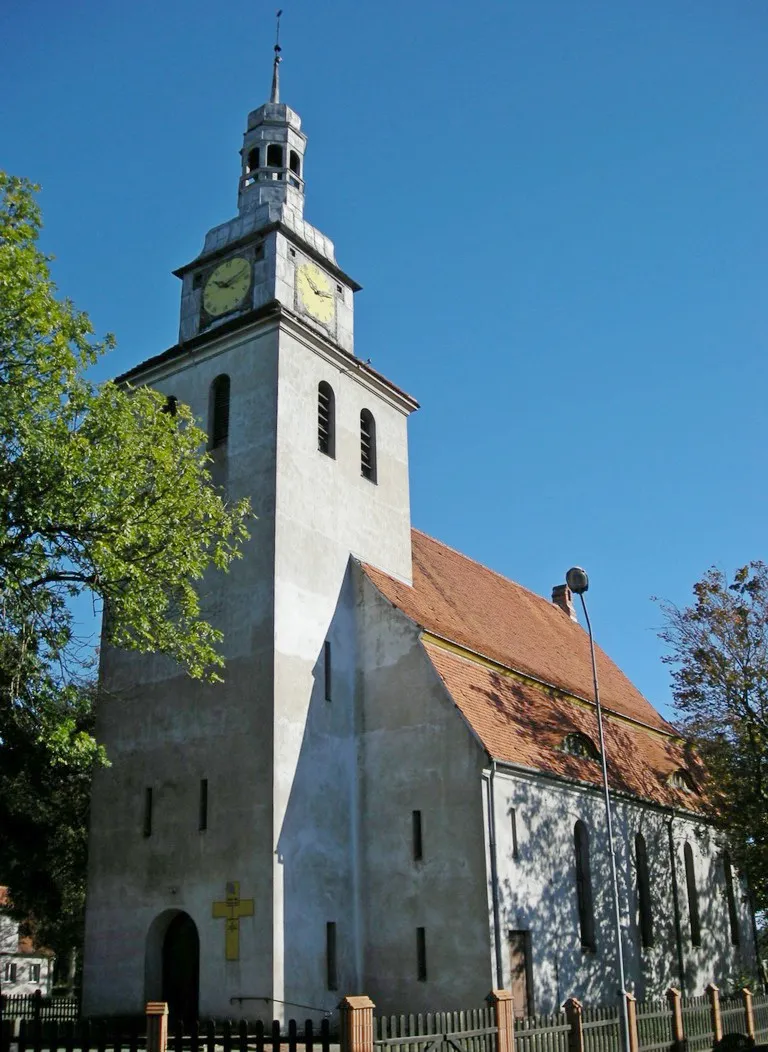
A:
[296, 262, 335, 324]
[203, 257, 251, 317]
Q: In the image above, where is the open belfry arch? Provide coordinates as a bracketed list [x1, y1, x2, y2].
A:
[83, 28, 756, 1023]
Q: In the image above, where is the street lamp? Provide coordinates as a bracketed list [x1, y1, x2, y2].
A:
[565, 567, 631, 1052]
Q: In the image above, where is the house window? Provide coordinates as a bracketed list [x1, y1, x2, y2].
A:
[326, 922, 338, 991]
[267, 143, 284, 168]
[684, 842, 701, 947]
[574, 820, 595, 950]
[4, 962, 17, 982]
[30, 963, 41, 983]
[360, 409, 377, 482]
[412, 810, 423, 861]
[318, 382, 335, 458]
[324, 640, 332, 701]
[416, 927, 427, 981]
[723, 851, 740, 946]
[199, 778, 208, 832]
[562, 732, 600, 761]
[143, 787, 153, 838]
[510, 808, 519, 859]
[209, 374, 230, 449]
[635, 833, 653, 947]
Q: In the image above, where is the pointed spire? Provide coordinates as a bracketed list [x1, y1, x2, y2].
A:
[270, 8, 283, 103]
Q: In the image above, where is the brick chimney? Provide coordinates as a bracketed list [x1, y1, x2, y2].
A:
[552, 584, 578, 622]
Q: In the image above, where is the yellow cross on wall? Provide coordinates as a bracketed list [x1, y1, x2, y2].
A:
[212, 881, 254, 960]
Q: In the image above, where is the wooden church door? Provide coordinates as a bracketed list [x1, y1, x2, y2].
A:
[508, 930, 532, 1017]
[162, 913, 199, 1025]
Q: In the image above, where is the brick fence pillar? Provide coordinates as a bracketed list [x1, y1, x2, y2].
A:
[707, 984, 722, 1044]
[624, 992, 639, 1052]
[488, 990, 514, 1052]
[339, 995, 376, 1052]
[146, 1002, 168, 1052]
[565, 998, 584, 1052]
[741, 988, 755, 1042]
[666, 987, 684, 1052]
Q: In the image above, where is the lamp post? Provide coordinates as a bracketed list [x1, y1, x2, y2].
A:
[565, 567, 631, 1052]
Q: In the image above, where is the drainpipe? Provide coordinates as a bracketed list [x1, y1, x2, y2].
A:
[487, 758, 504, 989]
[667, 817, 685, 989]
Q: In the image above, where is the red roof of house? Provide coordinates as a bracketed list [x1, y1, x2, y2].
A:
[363, 530, 708, 811]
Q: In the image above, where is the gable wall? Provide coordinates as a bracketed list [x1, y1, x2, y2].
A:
[356, 576, 493, 1014]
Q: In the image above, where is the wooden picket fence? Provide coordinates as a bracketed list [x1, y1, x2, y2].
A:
[0, 994, 79, 1023]
[3, 986, 768, 1052]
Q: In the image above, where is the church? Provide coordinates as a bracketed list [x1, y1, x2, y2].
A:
[82, 46, 756, 1024]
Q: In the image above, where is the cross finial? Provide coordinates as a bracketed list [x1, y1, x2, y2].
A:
[270, 8, 283, 103]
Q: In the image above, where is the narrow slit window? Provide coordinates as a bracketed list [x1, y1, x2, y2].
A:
[360, 409, 377, 482]
[209, 374, 230, 449]
[199, 778, 208, 832]
[416, 927, 427, 981]
[326, 922, 338, 991]
[510, 809, 519, 859]
[143, 787, 153, 838]
[635, 833, 653, 947]
[723, 851, 740, 946]
[324, 640, 332, 701]
[412, 810, 423, 861]
[684, 842, 701, 946]
[574, 820, 595, 950]
[267, 143, 284, 168]
[318, 382, 335, 458]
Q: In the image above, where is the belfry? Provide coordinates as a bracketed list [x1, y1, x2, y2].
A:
[83, 30, 755, 1024]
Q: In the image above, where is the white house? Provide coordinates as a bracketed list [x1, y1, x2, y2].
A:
[82, 51, 756, 1024]
[0, 888, 54, 996]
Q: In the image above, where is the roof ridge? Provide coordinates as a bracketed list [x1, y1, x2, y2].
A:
[411, 527, 575, 619]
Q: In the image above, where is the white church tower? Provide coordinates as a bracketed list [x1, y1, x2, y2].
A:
[83, 35, 418, 1022]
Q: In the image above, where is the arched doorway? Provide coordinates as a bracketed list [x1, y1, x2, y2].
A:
[162, 912, 199, 1025]
[145, 911, 199, 1026]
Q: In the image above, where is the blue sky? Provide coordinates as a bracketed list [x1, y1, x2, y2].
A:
[3, 1, 766, 717]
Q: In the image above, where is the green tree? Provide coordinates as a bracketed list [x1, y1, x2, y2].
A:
[0, 172, 250, 970]
[659, 562, 768, 913]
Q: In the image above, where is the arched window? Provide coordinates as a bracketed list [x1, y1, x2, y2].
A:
[267, 143, 284, 168]
[209, 374, 230, 449]
[289, 150, 301, 175]
[562, 732, 600, 761]
[723, 851, 740, 946]
[318, 382, 335, 458]
[246, 147, 260, 173]
[635, 833, 653, 948]
[684, 842, 701, 947]
[360, 409, 377, 483]
[574, 820, 595, 951]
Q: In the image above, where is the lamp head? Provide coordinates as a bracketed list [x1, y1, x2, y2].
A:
[566, 566, 589, 595]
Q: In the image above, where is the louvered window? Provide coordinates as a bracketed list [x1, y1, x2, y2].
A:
[360, 409, 377, 482]
[318, 382, 335, 458]
[574, 820, 595, 950]
[209, 374, 230, 449]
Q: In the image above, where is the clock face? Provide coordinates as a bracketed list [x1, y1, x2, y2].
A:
[203, 257, 251, 317]
[296, 262, 335, 325]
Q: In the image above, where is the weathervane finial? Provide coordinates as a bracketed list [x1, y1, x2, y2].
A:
[270, 8, 283, 103]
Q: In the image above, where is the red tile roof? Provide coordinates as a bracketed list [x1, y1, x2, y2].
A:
[363, 530, 709, 811]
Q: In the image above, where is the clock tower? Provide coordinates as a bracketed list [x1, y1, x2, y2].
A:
[83, 40, 418, 1022]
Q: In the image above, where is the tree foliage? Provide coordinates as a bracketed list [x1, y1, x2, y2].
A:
[0, 172, 250, 966]
[659, 562, 768, 911]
